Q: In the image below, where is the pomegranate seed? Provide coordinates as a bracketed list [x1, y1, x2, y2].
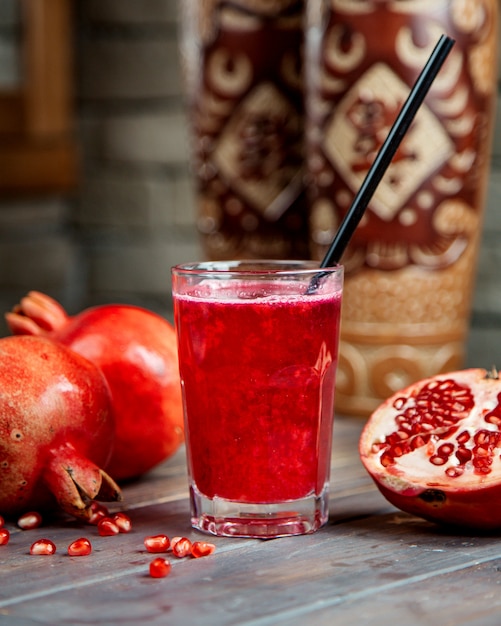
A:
[485, 396, 501, 427]
[474, 430, 491, 446]
[437, 443, 454, 458]
[149, 557, 171, 578]
[455, 446, 472, 464]
[438, 426, 459, 439]
[391, 440, 410, 457]
[380, 451, 394, 467]
[0, 514, 4, 528]
[409, 437, 421, 450]
[113, 512, 132, 533]
[0, 528, 10, 545]
[404, 406, 418, 419]
[68, 537, 92, 556]
[97, 517, 120, 536]
[474, 446, 490, 458]
[456, 430, 471, 444]
[171, 537, 192, 558]
[429, 455, 446, 466]
[18, 511, 42, 530]
[30, 539, 56, 555]
[393, 396, 406, 410]
[445, 466, 464, 478]
[144, 534, 170, 553]
[474, 453, 493, 465]
[88, 501, 110, 525]
[191, 541, 216, 558]
[386, 432, 401, 445]
[485, 414, 501, 427]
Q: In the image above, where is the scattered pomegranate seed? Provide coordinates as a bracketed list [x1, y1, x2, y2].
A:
[30, 539, 56, 555]
[171, 536, 192, 558]
[18, 511, 42, 530]
[88, 501, 110, 525]
[144, 534, 170, 553]
[0, 515, 4, 528]
[149, 557, 171, 578]
[68, 537, 92, 556]
[191, 541, 216, 558]
[97, 517, 120, 536]
[0, 528, 10, 545]
[113, 512, 132, 533]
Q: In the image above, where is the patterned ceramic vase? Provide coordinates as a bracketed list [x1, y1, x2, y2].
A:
[305, 0, 498, 416]
[179, 0, 310, 260]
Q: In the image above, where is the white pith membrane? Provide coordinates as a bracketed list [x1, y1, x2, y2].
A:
[361, 369, 501, 494]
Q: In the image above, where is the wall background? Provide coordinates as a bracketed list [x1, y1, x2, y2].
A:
[0, 0, 500, 366]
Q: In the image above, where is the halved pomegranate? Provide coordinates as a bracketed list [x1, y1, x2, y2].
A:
[359, 368, 501, 530]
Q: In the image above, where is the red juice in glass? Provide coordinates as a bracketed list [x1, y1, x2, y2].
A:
[172, 261, 343, 538]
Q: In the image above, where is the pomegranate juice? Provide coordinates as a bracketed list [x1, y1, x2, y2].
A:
[172, 262, 343, 537]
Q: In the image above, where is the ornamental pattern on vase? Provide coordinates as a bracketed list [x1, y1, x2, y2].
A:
[305, 0, 498, 415]
[307, 0, 497, 274]
[180, 0, 310, 260]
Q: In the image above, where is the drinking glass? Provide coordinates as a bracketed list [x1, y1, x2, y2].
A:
[172, 260, 343, 538]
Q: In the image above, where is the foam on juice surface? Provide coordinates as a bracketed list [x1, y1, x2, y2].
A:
[176, 279, 341, 305]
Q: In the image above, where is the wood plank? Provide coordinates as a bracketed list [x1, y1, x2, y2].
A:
[4, 416, 500, 625]
[2, 507, 501, 624]
[270, 558, 501, 626]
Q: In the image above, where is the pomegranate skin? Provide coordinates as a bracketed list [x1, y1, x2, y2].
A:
[0, 335, 120, 520]
[359, 368, 501, 530]
[6, 292, 184, 480]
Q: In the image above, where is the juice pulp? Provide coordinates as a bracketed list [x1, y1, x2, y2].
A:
[174, 279, 342, 504]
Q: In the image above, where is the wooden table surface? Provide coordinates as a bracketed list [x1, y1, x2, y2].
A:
[1, 414, 501, 626]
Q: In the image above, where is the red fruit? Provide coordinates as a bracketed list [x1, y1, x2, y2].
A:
[6, 291, 184, 480]
[144, 534, 170, 553]
[0, 528, 10, 545]
[113, 512, 132, 533]
[359, 368, 501, 530]
[171, 536, 192, 558]
[88, 501, 110, 525]
[149, 557, 171, 578]
[68, 537, 92, 556]
[0, 336, 121, 521]
[17, 511, 43, 530]
[30, 538, 56, 555]
[97, 517, 120, 536]
[191, 541, 216, 558]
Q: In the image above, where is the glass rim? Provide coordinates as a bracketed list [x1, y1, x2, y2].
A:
[172, 259, 343, 277]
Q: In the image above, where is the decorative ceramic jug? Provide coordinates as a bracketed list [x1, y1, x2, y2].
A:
[179, 0, 310, 260]
[305, 0, 499, 415]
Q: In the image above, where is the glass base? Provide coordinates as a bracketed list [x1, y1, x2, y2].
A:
[189, 486, 329, 538]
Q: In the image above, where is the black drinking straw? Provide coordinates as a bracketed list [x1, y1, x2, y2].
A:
[318, 34, 455, 270]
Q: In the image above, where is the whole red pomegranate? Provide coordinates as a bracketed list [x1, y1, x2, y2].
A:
[0, 335, 121, 520]
[359, 368, 501, 530]
[6, 292, 184, 481]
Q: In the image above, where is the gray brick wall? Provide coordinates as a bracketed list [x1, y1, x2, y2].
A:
[0, 0, 500, 370]
[72, 0, 201, 318]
